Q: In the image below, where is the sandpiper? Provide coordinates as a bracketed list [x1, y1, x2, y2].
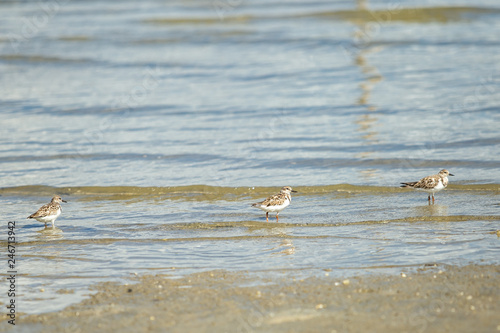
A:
[252, 186, 297, 222]
[27, 195, 67, 227]
[401, 169, 454, 203]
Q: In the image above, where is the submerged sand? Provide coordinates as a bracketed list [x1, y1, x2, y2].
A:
[7, 264, 500, 332]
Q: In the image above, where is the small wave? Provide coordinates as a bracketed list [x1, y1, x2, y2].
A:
[142, 7, 500, 27]
[299, 6, 500, 23]
[0, 54, 90, 63]
[1, 184, 498, 202]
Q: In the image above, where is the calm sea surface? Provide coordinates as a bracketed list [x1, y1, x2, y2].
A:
[0, 0, 499, 314]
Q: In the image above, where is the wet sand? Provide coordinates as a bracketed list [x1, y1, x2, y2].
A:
[9, 264, 499, 333]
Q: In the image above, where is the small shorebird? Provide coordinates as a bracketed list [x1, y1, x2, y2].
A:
[252, 186, 297, 222]
[400, 169, 454, 203]
[27, 195, 67, 227]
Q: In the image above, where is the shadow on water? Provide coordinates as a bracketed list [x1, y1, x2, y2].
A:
[36, 226, 64, 238]
[412, 204, 449, 217]
[266, 239, 296, 256]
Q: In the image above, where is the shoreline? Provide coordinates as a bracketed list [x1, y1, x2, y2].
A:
[8, 263, 499, 332]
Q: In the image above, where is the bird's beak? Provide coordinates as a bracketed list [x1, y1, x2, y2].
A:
[291, 190, 298, 193]
[62, 200, 68, 203]
[449, 173, 455, 176]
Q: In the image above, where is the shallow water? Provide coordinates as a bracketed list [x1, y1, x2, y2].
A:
[0, 0, 499, 314]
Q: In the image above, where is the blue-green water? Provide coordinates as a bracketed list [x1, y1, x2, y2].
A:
[0, 0, 499, 314]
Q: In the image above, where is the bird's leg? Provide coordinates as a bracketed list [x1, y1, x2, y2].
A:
[276, 213, 279, 222]
[266, 212, 269, 222]
[427, 195, 431, 203]
[432, 194, 435, 204]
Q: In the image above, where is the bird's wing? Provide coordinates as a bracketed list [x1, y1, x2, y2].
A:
[28, 203, 56, 218]
[414, 175, 440, 189]
[260, 193, 287, 206]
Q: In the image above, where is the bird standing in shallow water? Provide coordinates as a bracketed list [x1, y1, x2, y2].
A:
[252, 186, 297, 222]
[27, 195, 67, 227]
[400, 169, 454, 204]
